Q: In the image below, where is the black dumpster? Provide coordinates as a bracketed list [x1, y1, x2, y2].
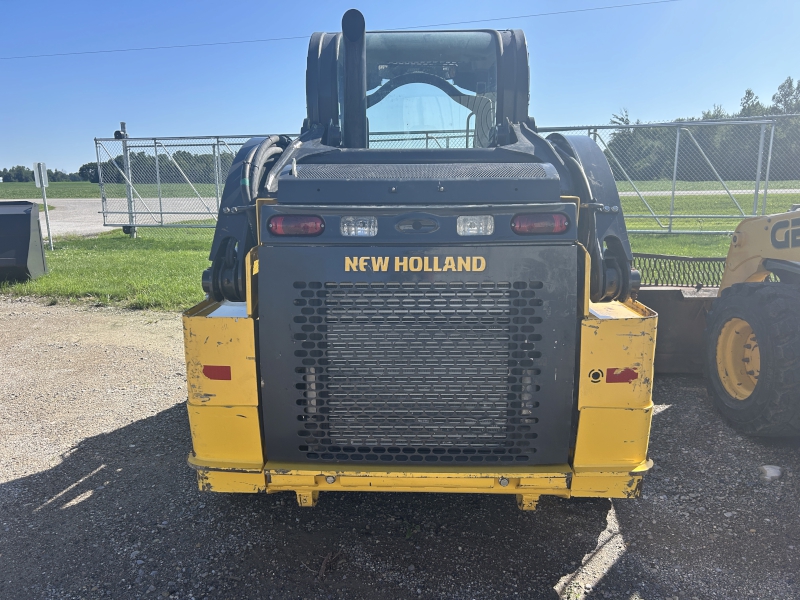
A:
[0, 201, 48, 282]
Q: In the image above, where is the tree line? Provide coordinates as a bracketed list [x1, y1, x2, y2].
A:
[0, 164, 96, 183]
[604, 77, 800, 182]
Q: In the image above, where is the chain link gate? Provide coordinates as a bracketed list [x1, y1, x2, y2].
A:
[94, 134, 273, 236]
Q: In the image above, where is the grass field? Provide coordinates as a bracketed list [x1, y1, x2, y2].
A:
[0, 224, 734, 311]
[628, 233, 731, 256]
[0, 228, 212, 310]
[615, 179, 800, 193]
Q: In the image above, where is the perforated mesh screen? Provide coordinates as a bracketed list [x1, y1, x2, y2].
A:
[293, 162, 548, 180]
[632, 253, 727, 287]
[292, 281, 545, 463]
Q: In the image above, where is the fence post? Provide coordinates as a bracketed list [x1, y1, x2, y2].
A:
[669, 126, 681, 233]
[154, 139, 164, 225]
[752, 123, 766, 215]
[213, 139, 222, 211]
[761, 121, 776, 215]
[120, 122, 136, 238]
[95, 139, 108, 226]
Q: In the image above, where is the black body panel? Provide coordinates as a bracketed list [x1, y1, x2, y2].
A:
[277, 162, 561, 205]
[258, 243, 578, 466]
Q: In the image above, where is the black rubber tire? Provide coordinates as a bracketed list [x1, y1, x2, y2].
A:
[705, 283, 800, 437]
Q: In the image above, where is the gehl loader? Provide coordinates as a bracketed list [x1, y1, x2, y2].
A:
[181, 9, 799, 510]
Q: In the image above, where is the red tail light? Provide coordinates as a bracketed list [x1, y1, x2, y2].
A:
[511, 213, 569, 235]
[203, 365, 231, 380]
[268, 215, 325, 236]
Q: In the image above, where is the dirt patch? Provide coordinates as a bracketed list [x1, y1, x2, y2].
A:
[0, 298, 798, 599]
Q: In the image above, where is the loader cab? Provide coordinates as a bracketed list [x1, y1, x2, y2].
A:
[304, 27, 530, 148]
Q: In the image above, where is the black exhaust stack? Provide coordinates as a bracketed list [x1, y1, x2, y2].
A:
[341, 9, 368, 148]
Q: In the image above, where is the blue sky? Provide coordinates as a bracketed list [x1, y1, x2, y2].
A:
[1, 0, 798, 172]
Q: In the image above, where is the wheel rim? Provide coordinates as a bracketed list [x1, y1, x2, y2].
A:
[716, 317, 761, 400]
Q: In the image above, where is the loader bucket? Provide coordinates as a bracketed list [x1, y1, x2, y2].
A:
[0, 201, 48, 282]
[632, 254, 726, 374]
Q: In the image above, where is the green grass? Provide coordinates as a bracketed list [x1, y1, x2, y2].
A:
[616, 178, 800, 193]
[0, 181, 101, 199]
[621, 191, 800, 232]
[629, 233, 731, 257]
[0, 190, 748, 311]
[0, 181, 221, 200]
[0, 228, 213, 310]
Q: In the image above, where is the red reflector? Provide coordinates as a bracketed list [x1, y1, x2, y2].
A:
[510, 213, 569, 235]
[606, 367, 638, 383]
[203, 365, 231, 380]
[268, 215, 324, 236]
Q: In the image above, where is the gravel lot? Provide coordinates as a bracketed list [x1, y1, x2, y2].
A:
[0, 198, 108, 237]
[0, 297, 798, 599]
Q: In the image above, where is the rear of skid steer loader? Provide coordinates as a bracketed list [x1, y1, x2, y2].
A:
[182, 10, 658, 509]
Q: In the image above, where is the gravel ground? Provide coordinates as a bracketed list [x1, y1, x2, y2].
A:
[0, 297, 798, 600]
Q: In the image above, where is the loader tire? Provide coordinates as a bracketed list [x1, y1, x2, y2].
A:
[705, 283, 800, 437]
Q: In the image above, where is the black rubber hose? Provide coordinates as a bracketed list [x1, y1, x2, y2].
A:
[247, 135, 283, 197]
[239, 142, 264, 206]
[249, 145, 284, 200]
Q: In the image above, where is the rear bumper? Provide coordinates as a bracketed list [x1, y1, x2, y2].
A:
[187, 457, 652, 509]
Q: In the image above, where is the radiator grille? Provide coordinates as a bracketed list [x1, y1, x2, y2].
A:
[292, 281, 545, 463]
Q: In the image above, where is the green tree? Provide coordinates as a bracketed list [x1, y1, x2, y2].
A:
[771, 76, 800, 114]
[78, 162, 99, 183]
[738, 89, 767, 117]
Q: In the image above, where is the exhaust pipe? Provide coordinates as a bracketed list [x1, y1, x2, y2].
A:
[341, 9, 367, 148]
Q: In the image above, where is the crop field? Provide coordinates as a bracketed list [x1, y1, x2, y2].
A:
[0, 181, 101, 199]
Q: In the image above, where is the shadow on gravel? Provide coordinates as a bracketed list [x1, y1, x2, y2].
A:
[5, 376, 793, 599]
[0, 404, 611, 599]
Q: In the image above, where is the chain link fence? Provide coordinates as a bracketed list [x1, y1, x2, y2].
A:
[541, 115, 800, 233]
[369, 130, 472, 149]
[95, 117, 800, 237]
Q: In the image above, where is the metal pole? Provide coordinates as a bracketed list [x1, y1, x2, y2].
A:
[95, 139, 108, 226]
[213, 139, 222, 211]
[120, 122, 136, 238]
[154, 139, 163, 225]
[669, 127, 681, 233]
[761, 121, 776, 215]
[752, 123, 766, 215]
[39, 164, 53, 251]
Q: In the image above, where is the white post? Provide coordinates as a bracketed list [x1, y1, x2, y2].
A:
[33, 162, 53, 250]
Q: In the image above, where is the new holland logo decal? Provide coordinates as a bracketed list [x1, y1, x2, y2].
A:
[345, 256, 487, 272]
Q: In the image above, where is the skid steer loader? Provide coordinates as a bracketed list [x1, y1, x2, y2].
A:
[182, 10, 657, 509]
[637, 208, 800, 437]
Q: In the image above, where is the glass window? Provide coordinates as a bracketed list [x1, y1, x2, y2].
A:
[340, 31, 499, 149]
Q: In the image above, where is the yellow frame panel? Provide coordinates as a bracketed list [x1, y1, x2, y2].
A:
[187, 405, 264, 468]
[183, 301, 258, 406]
